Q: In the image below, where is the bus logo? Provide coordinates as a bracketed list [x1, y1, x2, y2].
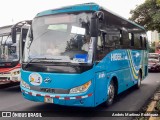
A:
[44, 77, 52, 83]
[111, 53, 123, 61]
[29, 73, 42, 86]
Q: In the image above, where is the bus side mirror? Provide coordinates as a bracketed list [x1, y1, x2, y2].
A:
[90, 17, 98, 37]
[90, 11, 104, 37]
[11, 27, 16, 43]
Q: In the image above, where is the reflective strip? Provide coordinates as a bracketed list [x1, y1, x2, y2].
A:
[55, 96, 60, 98]
[22, 90, 93, 100]
[32, 92, 37, 96]
[76, 96, 82, 99]
[45, 95, 49, 97]
[21, 90, 25, 93]
[81, 95, 88, 99]
[36, 94, 41, 96]
[88, 93, 92, 96]
[64, 97, 70, 100]
[50, 95, 56, 98]
[70, 97, 76, 100]
[41, 94, 45, 97]
[59, 97, 65, 100]
[28, 92, 32, 95]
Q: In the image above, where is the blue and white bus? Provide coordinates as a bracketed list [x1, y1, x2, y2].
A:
[19, 3, 148, 107]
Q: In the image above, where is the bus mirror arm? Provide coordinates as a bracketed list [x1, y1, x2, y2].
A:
[94, 11, 104, 21]
[11, 20, 32, 43]
[11, 27, 17, 43]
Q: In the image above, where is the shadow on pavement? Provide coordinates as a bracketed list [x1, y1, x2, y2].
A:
[0, 83, 20, 92]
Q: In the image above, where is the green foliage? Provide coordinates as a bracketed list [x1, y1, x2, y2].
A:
[130, 0, 160, 32]
[149, 46, 155, 53]
[156, 100, 160, 111]
[151, 41, 155, 47]
[149, 42, 155, 53]
[157, 0, 160, 6]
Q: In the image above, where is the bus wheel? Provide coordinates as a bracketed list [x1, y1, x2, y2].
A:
[135, 72, 142, 89]
[106, 81, 115, 106]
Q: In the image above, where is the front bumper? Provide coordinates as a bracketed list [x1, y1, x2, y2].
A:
[21, 86, 94, 107]
[0, 74, 20, 83]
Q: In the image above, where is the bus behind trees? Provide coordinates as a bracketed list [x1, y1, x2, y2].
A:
[20, 3, 148, 107]
[0, 21, 31, 84]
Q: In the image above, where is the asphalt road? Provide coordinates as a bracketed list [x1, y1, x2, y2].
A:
[0, 73, 160, 120]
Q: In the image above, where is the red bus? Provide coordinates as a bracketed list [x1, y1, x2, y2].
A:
[0, 21, 31, 84]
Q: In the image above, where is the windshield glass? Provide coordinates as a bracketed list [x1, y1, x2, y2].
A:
[0, 34, 20, 62]
[24, 12, 94, 64]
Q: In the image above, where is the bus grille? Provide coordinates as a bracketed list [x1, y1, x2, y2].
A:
[30, 86, 69, 94]
[0, 77, 10, 80]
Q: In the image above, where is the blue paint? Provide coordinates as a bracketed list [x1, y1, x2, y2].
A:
[21, 49, 148, 107]
[36, 3, 99, 17]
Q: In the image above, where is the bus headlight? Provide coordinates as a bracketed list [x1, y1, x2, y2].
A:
[21, 80, 30, 89]
[13, 71, 20, 75]
[70, 81, 91, 94]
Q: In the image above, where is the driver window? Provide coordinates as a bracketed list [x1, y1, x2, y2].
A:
[97, 36, 102, 50]
[96, 32, 106, 61]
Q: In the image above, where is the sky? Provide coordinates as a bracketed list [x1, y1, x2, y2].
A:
[0, 0, 151, 40]
[0, 0, 145, 27]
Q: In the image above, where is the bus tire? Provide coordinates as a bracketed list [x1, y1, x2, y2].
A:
[135, 72, 142, 89]
[105, 80, 115, 106]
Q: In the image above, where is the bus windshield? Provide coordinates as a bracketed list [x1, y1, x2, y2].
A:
[24, 12, 94, 64]
[0, 34, 19, 62]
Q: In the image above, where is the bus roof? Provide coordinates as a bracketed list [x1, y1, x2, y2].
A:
[101, 7, 145, 30]
[36, 3, 99, 17]
[0, 25, 12, 35]
[36, 2, 145, 31]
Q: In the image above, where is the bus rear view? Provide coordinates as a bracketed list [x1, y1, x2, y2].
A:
[21, 3, 148, 107]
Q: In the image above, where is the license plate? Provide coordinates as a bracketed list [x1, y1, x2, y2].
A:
[44, 97, 53, 103]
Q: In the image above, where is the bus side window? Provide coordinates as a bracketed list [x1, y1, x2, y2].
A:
[134, 33, 141, 49]
[140, 36, 143, 49]
[96, 32, 106, 61]
[143, 37, 147, 49]
[129, 33, 134, 47]
[122, 29, 129, 48]
[120, 30, 123, 45]
[0, 36, 2, 44]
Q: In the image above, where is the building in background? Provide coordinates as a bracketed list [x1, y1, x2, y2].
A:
[151, 30, 160, 53]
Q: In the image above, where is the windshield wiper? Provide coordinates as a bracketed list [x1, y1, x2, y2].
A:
[24, 57, 66, 68]
[24, 57, 48, 68]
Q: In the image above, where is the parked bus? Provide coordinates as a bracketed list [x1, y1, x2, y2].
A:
[0, 21, 31, 84]
[19, 3, 148, 107]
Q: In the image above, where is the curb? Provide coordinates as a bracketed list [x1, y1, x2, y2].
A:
[146, 90, 160, 120]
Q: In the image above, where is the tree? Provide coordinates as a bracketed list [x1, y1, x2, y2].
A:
[130, 0, 160, 32]
[149, 41, 155, 53]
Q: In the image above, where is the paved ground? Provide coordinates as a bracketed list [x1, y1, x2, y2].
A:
[0, 73, 160, 120]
